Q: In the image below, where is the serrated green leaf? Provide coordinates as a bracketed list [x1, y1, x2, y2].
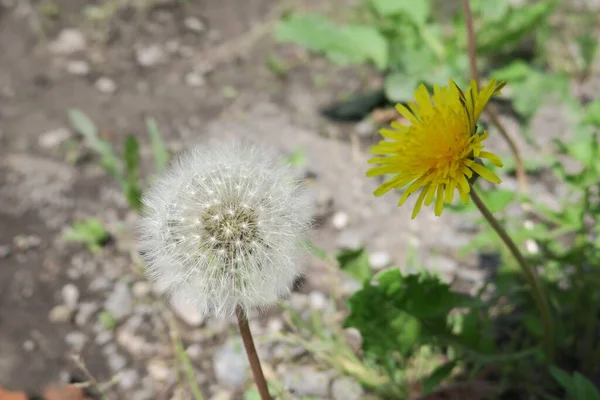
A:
[336, 247, 372, 283]
[275, 14, 389, 70]
[146, 118, 169, 173]
[370, 0, 430, 25]
[421, 361, 457, 395]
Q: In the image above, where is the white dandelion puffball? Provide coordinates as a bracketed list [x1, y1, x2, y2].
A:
[138, 142, 312, 318]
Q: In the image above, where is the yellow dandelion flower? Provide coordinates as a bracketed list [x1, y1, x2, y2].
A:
[367, 79, 505, 219]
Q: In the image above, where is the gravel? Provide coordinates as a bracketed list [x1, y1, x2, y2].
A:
[369, 251, 392, 270]
[38, 127, 70, 149]
[213, 341, 248, 389]
[104, 282, 133, 322]
[95, 77, 117, 94]
[66, 60, 90, 75]
[48, 29, 86, 55]
[61, 283, 79, 309]
[281, 366, 333, 398]
[170, 296, 204, 327]
[65, 331, 87, 352]
[331, 376, 364, 400]
[75, 302, 98, 326]
[135, 45, 166, 68]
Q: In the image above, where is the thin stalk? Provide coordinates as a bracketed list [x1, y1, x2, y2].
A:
[470, 185, 554, 361]
[461, 0, 529, 194]
[236, 305, 272, 400]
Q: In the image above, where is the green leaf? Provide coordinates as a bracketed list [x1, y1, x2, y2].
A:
[476, 1, 557, 54]
[123, 135, 143, 211]
[384, 73, 417, 102]
[473, 0, 509, 22]
[336, 247, 372, 283]
[64, 218, 110, 253]
[421, 361, 457, 395]
[345, 269, 467, 359]
[584, 100, 600, 127]
[69, 109, 122, 181]
[275, 14, 389, 70]
[573, 372, 600, 400]
[576, 33, 598, 70]
[98, 310, 117, 331]
[146, 118, 169, 173]
[370, 0, 430, 25]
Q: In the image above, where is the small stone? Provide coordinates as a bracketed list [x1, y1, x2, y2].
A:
[147, 359, 170, 382]
[428, 256, 457, 276]
[95, 77, 117, 94]
[331, 211, 349, 230]
[281, 366, 332, 397]
[185, 72, 205, 88]
[104, 282, 133, 322]
[49, 29, 86, 55]
[117, 330, 151, 356]
[184, 17, 205, 33]
[170, 297, 204, 327]
[354, 118, 376, 138]
[13, 235, 41, 250]
[61, 283, 79, 309]
[308, 291, 327, 310]
[39, 127, 70, 148]
[209, 392, 232, 400]
[135, 44, 166, 68]
[95, 330, 113, 345]
[107, 352, 127, 372]
[23, 339, 35, 352]
[213, 342, 248, 389]
[288, 293, 309, 313]
[266, 318, 283, 334]
[132, 281, 151, 298]
[89, 277, 110, 292]
[0, 245, 11, 259]
[271, 343, 305, 360]
[65, 331, 87, 352]
[332, 376, 364, 400]
[343, 328, 362, 352]
[49, 305, 73, 323]
[118, 368, 139, 390]
[66, 60, 90, 75]
[369, 251, 391, 270]
[186, 344, 202, 359]
[75, 302, 98, 326]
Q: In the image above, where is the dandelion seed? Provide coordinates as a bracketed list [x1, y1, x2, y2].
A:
[368, 79, 505, 218]
[138, 142, 312, 318]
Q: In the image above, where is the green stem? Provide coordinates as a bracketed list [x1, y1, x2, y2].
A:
[470, 185, 554, 361]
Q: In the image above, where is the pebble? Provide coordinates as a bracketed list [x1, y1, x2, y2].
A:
[104, 282, 133, 322]
[354, 118, 376, 138]
[147, 358, 170, 382]
[49, 28, 86, 55]
[95, 77, 117, 94]
[281, 366, 333, 397]
[89, 276, 110, 292]
[185, 72, 206, 88]
[213, 342, 248, 389]
[331, 211, 349, 230]
[170, 296, 204, 327]
[308, 291, 327, 310]
[38, 127, 70, 149]
[95, 330, 113, 346]
[331, 376, 364, 400]
[209, 392, 232, 400]
[75, 302, 98, 326]
[0, 245, 11, 259]
[61, 283, 79, 309]
[107, 352, 127, 372]
[117, 330, 152, 356]
[343, 328, 362, 353]
[23, 339, 35, 352]
[49, 304, 73, 323]
[184, 16, 205, 33]
[288, 293, 309, 313]
[66, 60, 90, 75]
[369, 251, 391, 270]
[186, 344, 202, 359]
[135, 44, 166, 68]
[13, 235, 41, 250]
[65, 331, 87, 352]
[118, 368, 139, 390]
[132, 281, 151, 298]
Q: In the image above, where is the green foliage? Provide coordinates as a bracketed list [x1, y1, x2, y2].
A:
[63, 218, 110, 253]
[274, 14, 388, 70]
[98, 310, 117, 331]
[551, 367, 600, 400]
[336, 247, 372, 283]
[69, 109, 170, 213]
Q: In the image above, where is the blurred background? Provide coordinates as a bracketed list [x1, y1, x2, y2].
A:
[1, 0, 599, 399]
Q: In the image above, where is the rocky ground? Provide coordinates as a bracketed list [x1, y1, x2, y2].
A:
[1, 0, 599, 399]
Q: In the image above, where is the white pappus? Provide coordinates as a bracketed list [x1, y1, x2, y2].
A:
[138, 142, 312, 318]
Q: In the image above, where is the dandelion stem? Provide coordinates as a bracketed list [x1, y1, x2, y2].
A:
[461, 0, 529, 193]
[236, 305, 272, 400]
[469, 185, 554, 361]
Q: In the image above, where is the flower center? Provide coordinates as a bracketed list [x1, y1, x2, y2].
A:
[201, 202, 260, 256]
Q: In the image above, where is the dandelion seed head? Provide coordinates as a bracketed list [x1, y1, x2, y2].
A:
[138, 142, 312, 318]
